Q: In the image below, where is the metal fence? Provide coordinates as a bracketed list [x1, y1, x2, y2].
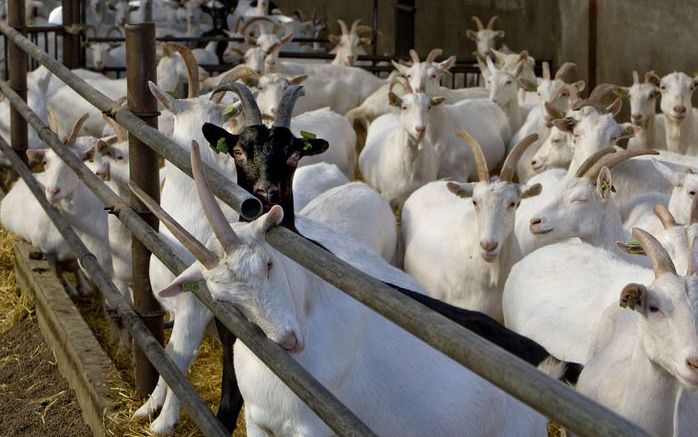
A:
[0, 1, 648, 436]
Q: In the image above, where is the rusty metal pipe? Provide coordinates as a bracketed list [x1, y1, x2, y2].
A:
[8, 0, 27, 165]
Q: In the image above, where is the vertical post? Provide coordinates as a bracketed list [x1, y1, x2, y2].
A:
[126, 22, 163, 398]
[372, 0, 379, 56]
[62, 0, 80, 69]
[394, 0, 415, 59]
[8, 0, 27, 164]
[143, 0, 153, 23]
[587, 0, 597, 90]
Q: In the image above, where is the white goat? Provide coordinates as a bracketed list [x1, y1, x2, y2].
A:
[466, 16, 504, 56]
[485, 55, 527, 135]
[292, 162, 349, 211]
[85, 26, 126, 72]
[328, 19, 372, 66]
[624, 70, 666, 151]
[135, 143, 551, 437]
[650, 71, 698, 155]
[401, 133, 541, 320]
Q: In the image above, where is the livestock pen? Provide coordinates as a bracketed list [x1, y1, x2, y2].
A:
[0, 0, 657, 436]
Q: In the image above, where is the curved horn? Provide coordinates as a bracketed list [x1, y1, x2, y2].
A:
[542, 61, 550, 80]
[212, 82, 262, 126]
[632, 70, 640, 85]
[210, 67, 260, 103]
[241, 16, 278, 35]
[409, 49, 420, 64]
[354, 24, 373, 36]
[426, 48, 443, 63]
[102, 114, 128, 142]
[457, 131, 489, 182]
[472, 16, 484, 31]
[65, 113, 89, 145]
[389, 75, 412, 94]
[632, 227, 676, 277]
[487, 15, 499, 30]
[588, 83, 621, 105]
[47, 109, 59, 134]
[85, 25, 97, 38]
[574, 147, 617, 177]
[584, 149, 659, 180]
[165, 43, 199, 98]
[554, 62, 577, 83]
[274, 85, 305, 128]
[654, 204, 677, 229]
[106, 26, 123, 38]
[129, 181, 219, 269]
[500, 134, 539, 182]
[350, 19, 361, 34]
[191, 141, 241, 254]
[337, 19, 349, 35]
[571, 99, 608, 113]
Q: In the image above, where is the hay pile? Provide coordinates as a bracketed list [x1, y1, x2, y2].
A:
[0, 227, 32, 335]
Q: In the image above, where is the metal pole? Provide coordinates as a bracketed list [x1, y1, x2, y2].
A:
[371, 0, 379, 57]
[62, 0, 80, 69]
[126, 22, 163, 398]
[588, 0, 597, 90]
[143, 0, 153, 22]
[394, 0, 415, 58]
[8, 0, 27, 164]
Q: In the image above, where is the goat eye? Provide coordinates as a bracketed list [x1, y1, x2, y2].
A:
[537, 92, 541, 96]
[406, 74, 411, 78]
[689, 191, 696, 196]
[472, 200, 479, 208]
[117, 156, 124, 160]
[266, 261, 273, 278]
[508, 201, 516, 208]
[660, 85, 667, 91]
[431, 74, 436, 78]
[562, 92, 569, 98]
[401, 105, 407, 110]
[649, 305, 659, 313]
[505, 80, 512, 85]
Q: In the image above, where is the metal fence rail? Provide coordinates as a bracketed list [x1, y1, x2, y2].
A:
[0, 8, 651, 437]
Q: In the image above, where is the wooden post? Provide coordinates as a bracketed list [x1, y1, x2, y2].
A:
[394, 0, 415, 58]
[62, 0, 80, 69]
[125, 22, 163, 398]
[8, 0, 27, 164]
[588, 0, 597, 90]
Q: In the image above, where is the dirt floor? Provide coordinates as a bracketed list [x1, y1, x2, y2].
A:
[0, 317, 92, 437]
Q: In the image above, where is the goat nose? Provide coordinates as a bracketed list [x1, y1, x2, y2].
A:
[675, 105, 687, 114]
[531, 159, 538, 166]
[255, 186, 280, 204]
[530, 217, 542, 226]
[415, 126, 426, 134]
[480, 241, 498, 251]
[687, 357, 698, 371]
[631, 114, 642, 123]
[281, 330, 304, 353]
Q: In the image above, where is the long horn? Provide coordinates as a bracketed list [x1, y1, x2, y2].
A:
[632, 71, 640, 85]
[47, 109, 59, 134]
[571, 99, 608, 113]
[102, 114, 128, 142]
[241, 16, 278, 35]
[212, 82, 262, 126]
[632, 227, 676, 277]
[457, 131, 489, 182]
[65, 113, 89, 145]
[409, 49, 420, 64]
[654, 204, 677, 229]
[584, 149, 659, 180]
[274, 85, 304, 128]
[354, 24, 373, 36]
[472, 16, 484, 31]
[337, 19, 349, 35]
[487, 15, 499, 30]
[574, 147, 617, 177]
[554, 62, 577, 82]
[588, 83, 621, 105]
[191, 141, 241, 254]
[500, 134, 539, 182]
[691, 192, 698, 225]
[426, 48, 443, 63]
[209, 66, 260, 103]
[389, 75, 412, 94]
[542, 62, 550, 80]
[129, 182, 219, 269]
[350, 19, 361, 34]
[165, 43, 199, 98]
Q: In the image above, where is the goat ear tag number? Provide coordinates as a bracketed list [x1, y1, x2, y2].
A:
[300, 130, 317, 151]
[222, 103, 241, 117]
[215, 137, 229, 154]
[181, 280, 200, 293]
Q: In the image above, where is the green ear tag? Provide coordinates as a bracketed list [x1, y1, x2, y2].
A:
[182, 280, 200, 293]
[625, 294, 637, 310]
[623, 238, 646, 255]
[300, 130, 316, 151]
[215, 137, 229, 154]
[166, 90, 177, 98]
[222, 103, 240, 117]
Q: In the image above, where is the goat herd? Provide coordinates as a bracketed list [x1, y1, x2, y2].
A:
[0, 1, 697, 436]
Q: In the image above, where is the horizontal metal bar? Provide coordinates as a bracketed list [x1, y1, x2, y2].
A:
[0, 135, 230, 437]
[0, 20, 262, 221]
[86, 36, 330, 44]
[0, 78, 375, 437]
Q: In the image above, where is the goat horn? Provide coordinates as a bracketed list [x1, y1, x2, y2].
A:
[337, 19, 349, 35]
[85, 25, 97, 38]
[102, 114, 128, 142]
[354, 25, 373, 36]
[654, 204, 677, 229]
[106, 26, 123, 38]
[472, 16, 484, 31]
[574, 147, 617, 178]
[542, 61, 551, 80]
[554, 62, 577, 83]
[212, 82, 262, 126]
[409, 49, 420, 64]
[632, 227, 676, 277]
[588, 83, 621, 105]
[426, 48, 443, 63]
[47, 109, 59, 135]
[165, 43, 199, 98]
[571, 99, 608, 113]
[350, 19, 361, 34]
[65, 113, 89, 146]
[274, 85, 305, 129]
[457, 131, 489, 182]
[691, 192, 698, 225]
[389, 75, 412, 94]
[129, 181, 219, 269]
[210, 67, 260, 103]
[632, 70, 640, 85]
[487, 15, 499, 29]
[241, 16, 278, 35]
[500, 134, 539, 183]
[584, 149, 659, 180]
[191, 141, 241, 254]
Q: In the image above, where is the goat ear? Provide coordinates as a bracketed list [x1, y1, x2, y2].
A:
[96, 139, 110, 155]
[388, 92, 402, 107]
[573, 80, 586, 92]
[81, 147, 96, 161]
[619, 283, 647, 313]
[618, 123, 639, 140]
[495, 30, 505, 38]
[158, 263, 205, 298]
[360, 37, 372, 46]
[437, 56, 456, 72]
[328, 34, 340, 45]
[553, 117, 576, 133]
[244, 35, 257, 46]
[149, 81, 180, 114]
[518, 78, 537, 92]
[253, 204, 284, 236]
[202, 123, 240, 156]
[466, 29, 478, 41]
[292, 137, 329, 157]
[391, 60, 410, 75]
[431, 96, 446, 106]
[652, 160, 684, 187]
[596, 166, 614, 199]
[520, 183, 542, 199]
[26, 149, 45, 164]
[646, 72, 661, 88]
[289, 74, 308, 85]
[280, 32, 294, 45]
[446, 181, 474, 198]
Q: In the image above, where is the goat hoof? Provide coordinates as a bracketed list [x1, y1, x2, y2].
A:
[150, 414, 176, 435]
